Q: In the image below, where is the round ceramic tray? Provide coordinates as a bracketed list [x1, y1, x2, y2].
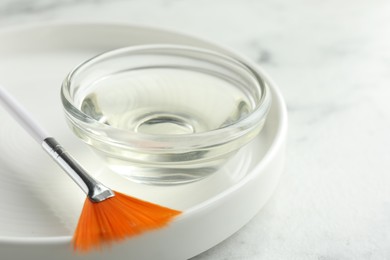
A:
[0, 23, 287, 260]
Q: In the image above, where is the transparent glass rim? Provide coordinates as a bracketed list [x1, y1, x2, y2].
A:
[61, 44, 271, 146]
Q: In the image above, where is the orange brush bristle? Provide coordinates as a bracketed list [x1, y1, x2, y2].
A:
[73, 191, 181, 252]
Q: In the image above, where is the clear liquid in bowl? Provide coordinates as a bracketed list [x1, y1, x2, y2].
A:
[79, 68, 254, 135]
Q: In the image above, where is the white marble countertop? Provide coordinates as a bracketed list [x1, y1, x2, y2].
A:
[1, 0, 390, 259]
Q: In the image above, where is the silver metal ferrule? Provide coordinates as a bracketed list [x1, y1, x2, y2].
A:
[42, 137, 114, 202]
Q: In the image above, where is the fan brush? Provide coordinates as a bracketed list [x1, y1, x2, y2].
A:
[0, 84, 181, 252]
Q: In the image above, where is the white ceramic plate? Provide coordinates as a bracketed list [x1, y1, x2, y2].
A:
[0, 23, 287, 260]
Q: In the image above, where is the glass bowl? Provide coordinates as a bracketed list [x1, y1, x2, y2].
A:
[61, 44, 271, 185]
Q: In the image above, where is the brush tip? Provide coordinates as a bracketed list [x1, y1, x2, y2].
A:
[72, 191, 181, 252]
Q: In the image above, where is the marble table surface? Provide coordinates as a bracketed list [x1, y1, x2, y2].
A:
[1, 0, 390, 259]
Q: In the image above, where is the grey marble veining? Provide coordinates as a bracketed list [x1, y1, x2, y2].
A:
[1, 0, 390, 259]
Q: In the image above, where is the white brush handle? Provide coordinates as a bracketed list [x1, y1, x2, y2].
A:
[0, 83, 114, 202]
[0, 84, 49, 143]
